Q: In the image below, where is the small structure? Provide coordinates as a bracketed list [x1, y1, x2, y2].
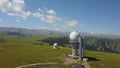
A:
[69, 31, 85, 60]
[83, 58, 88, 62]
[53, 43, 58, 49]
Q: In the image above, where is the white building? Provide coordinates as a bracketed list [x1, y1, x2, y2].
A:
[53, 43, 58, 49]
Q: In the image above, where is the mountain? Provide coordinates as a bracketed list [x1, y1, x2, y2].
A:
[0, 27, 120, 38]
[0, 27, 69, 37]
[0, 27, 120, 53]
[89, 32, 120, 39]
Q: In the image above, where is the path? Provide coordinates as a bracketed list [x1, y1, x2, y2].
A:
[64, 57, 78, 64]
[64, 57, 91, 68]
[16, 58, 91, 68]
[16, 62, 57, 68]
[82, 61, 91, 68]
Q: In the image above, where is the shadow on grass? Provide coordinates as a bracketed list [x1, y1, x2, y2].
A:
[84, 56, 99, 61]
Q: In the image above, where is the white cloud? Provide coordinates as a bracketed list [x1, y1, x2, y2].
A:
[0, 0, 30, 21]
[34, 8, 62, 23]
[32, 12, 62, 24]
[32, 12, 44, 18]
[8, 13, 16, 16]
[61, 20, 79, 29]
[0, 0, 62, 23]
[44, 15, 62, 23]
[11, 0, 25, 12]
[47, 9, 56, 15]
[0, 0, 9, 12]
[0, 0, 80, 30]
[20, 11, 31, 20]
[66, 20, 79, 27]
[38, 8, 43, 12]
[0, 0, 25, 12]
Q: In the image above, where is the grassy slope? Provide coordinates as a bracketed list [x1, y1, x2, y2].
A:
[0, 34, 120, 68]
[86, 50, 120, 68]
[0, 35, 71, 68]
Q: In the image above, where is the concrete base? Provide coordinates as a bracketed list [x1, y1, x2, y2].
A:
[68, 54, 79, 59]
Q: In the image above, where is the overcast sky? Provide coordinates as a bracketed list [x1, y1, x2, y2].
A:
[0, 0, 120, 34]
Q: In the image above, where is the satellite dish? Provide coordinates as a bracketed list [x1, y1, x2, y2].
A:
[69, 31, 80, 42]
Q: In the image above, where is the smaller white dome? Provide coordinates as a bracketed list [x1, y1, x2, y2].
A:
[69, 31, 80, 42]
[53, 43, 58, 49]
[53, 43, 58, 47]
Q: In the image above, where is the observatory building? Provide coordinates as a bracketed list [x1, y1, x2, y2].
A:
[53, 43, 58, 49]
[69, 31, 84, 60]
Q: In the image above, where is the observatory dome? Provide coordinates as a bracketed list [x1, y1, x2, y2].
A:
[53, 43, 58, 47]
[69, 31, 80, 42]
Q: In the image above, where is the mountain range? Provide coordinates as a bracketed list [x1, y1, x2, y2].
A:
[0, 27, 120, 53]
[0, 27, 120, 38]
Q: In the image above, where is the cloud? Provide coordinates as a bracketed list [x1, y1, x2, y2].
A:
[32, 12, 44, 18]
[10, 0, 25, 12]
[0, 0, 8, 12]
[0, 0, 80, 30]
[44, 15, 62, 23]
[32, 11, 62, 24]
[0, 0, 62, 23]
[38, 8, 43, 12]
[62, 20, 79, 29]
[47, 9, 56, 15]
[0, 0, 30, 21]
[66, 20, 79, 27]
[8, 13, 16, 16]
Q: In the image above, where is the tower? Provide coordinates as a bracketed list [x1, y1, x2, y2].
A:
[69, 31, 84, 60]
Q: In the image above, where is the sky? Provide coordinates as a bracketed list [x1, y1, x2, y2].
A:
[0, 0, 120, 35]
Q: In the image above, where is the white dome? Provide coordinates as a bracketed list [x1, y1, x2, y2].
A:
[69, 31, 80, 41]
[53, 43, 58, 47]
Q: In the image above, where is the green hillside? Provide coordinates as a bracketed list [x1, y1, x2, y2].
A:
[0, 34, 120, 68]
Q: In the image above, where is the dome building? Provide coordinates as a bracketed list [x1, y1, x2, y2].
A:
[69, 31, 84, 60]
[53, 43, 58, 49]
[69, 31, 80, 42]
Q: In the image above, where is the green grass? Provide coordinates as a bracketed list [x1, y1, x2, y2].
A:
[0, 44, 70, 68]
[0, 35, 71, 68]
[0, 34, 120, 68]
[86, 50, 120, 68]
